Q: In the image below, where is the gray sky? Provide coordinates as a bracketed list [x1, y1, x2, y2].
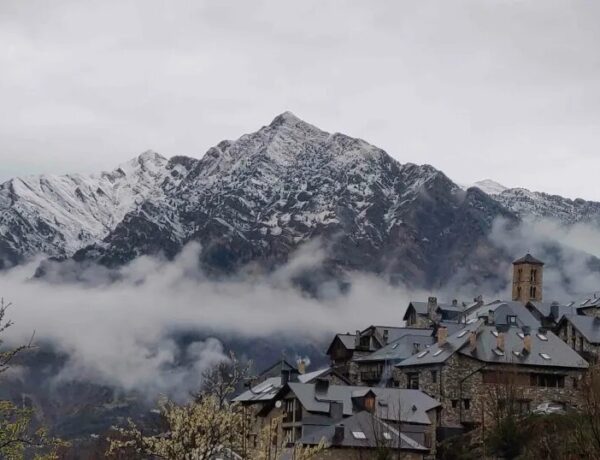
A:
[1, 0, 599, 200]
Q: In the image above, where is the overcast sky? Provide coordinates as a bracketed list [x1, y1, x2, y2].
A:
[1, 1, 599, 199]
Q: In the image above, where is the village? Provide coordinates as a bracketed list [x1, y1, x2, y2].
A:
[233, 254, 600, 459]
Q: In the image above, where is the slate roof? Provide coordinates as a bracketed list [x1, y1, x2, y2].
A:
[297, 411, 428, 452]
[353, 330, 435, 363]
[461, 325, 588, 369]
[528, 301, 577, 322]
[233, 377, 283, 403]
[397, 320, 483, 367]
[513, 253, 544, 265]
[560, 315, 600, 345]
[466, 300, 541, 328]
[397, 319, 587, 370]
[286, 382, 440, 425]
[233, 367, 348, 403]
[326, 333, 357, 354]
[576, 294, 600, 311]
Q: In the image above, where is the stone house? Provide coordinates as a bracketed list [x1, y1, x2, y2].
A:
[249, 380, 440, 458]
[326, 326, 424, 380]
[556, 314, 600, 363]
[403, 297, 482, 328]
[394, 320, 588, 432]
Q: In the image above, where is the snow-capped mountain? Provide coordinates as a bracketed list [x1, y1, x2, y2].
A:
[3, 111, 600, 285]
[467, 180, 600, 225]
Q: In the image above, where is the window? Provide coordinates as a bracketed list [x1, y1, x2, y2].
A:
[463, 399, 471, 410]
[531, 269, 537, 283]
[518, 268, 523, 281]
[392, 343, 399, 349]
[493, 348, 505, 356]
[530, 373, 565, 388]
[517, 332, 525, 339]
[383, 329, 389, 342]
[451, 399, 458, 408]
[573, 377, 579, 389]
[537, 333, 548, 341]
[579, 336, 584, 352]
[539, 352, 551, 360]
[517, 286, 522, 298]
[407, 373, 420, 389]
[458, 330, 468, 338]
[417, 350, 429, 358]
[530, 286, 537, 298]
[433, 349, 443, 357]
[352, 431, 366, 440]
[431, 370, 438, 383]
[508, 315, 517, 325]
[491, 330, 499, 337]
[383, 432, 392, 440]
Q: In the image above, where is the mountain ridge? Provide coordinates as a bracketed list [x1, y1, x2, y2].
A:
[2, 112, 600, 286]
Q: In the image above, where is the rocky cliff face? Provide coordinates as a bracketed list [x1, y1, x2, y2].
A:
[3, 112, 599, 287]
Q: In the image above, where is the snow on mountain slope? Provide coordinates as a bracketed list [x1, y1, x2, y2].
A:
[69, 112, 512, 287]
[0, 151, 187, 265]
[470, 179, 508, 195]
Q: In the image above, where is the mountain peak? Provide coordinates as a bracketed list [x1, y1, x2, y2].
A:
[471, 179, 508, 195]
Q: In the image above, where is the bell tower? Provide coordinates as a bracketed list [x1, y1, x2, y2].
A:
[512, 253, 544, 303]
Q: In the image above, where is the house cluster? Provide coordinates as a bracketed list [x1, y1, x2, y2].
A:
[233, 254, 599, 459]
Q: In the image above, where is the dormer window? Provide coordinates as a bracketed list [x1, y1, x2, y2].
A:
[508, 315, 517, 325]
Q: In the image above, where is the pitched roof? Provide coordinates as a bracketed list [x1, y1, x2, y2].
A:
[466, 300, 541, 328]
[461, 325, 588, 369]
[326, 334, 357, 355]
[527, 301, 577, 322]
[560, 315, 600, 345]
[286, 382, 440, 425]
[297, 411, 428, 451]
[354, 331, 435, 363]
[513, 253, 544, 265]
[233, 376, 283, 403]
[397, 320, 483, 367]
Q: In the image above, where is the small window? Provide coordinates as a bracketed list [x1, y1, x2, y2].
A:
[540, 353, 551, 360]
[352, 431, 367, 440]
[463, 399, 471, 410]
[491, 330, 499, 337]
[383, 432, 392, 440]
[573, 377, 579, 389]
[431, 370, 437, 383]
[392, 343, 399, 349]
[407, 373, 420, 390]
[530, 286, 537, 298]
[537, 333, 548, 341]
[513, 350, 521, 357]
[517, 332, 525, 339]
[413, 343, 421, 354]
[417, 350, 429, 358]
[508, 315, 517, 325]
[451, 399, 458, 408]
[493, 349, 505, 356]
[458, 330, 468, 338]
[433, 349, 443, 357]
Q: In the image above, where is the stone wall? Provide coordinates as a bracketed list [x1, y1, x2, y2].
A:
[556, 319, 600, 363]
[395, 353, 585, 429]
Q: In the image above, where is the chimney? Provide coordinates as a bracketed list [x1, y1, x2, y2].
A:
[550, 301, 560, 321]
[315, 378, 330, 396]
[452, 299, 458, 307]
[523, 333, 532, 354]
[437, 326, 448, 345]
[355, 330, 361, 348]
[488, 309, 495, 325]
[297, 359, 306, 375]
[281, 369, 291, 386]
[428, 296, 438, 320]
[496, 331, 505, 351]
[330, 401, 343, 421]
[469, 330, 477, 350]
[332, 424, 345, 445]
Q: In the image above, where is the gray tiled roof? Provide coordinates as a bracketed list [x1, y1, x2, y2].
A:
[562, 315, 600, 345]
[577, 294, 600, 310]
[397, 320, 483, 367]
[354, 330, 435, 363]
[461, 325, 588, 369]
[287, 383, 439, 425]
[466, 300, 540, 328]
[298, 411, 428, 451]
[233, 377, 283, 403]
[528, 301, 577, 321]
[513, 253, 544, 265]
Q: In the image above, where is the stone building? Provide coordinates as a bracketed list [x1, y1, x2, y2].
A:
[243, 380, 441, 459]
[556, 314, 600, 363]
[403, 297, 482, 328]
[512, 253, 544, 303]
[394, 320, 588, 432]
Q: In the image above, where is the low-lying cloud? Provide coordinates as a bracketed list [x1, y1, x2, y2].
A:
[0, 242, 423, 400]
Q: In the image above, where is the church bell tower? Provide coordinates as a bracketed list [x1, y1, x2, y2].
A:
[512, 253, 544, 303]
